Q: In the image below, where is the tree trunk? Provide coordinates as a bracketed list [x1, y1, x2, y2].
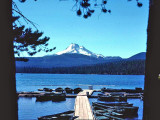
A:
[0, 0, 18, 120]
[143, 0, 160, 119]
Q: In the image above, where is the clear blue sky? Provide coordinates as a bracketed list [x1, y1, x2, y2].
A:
[15, 0, 149, 58]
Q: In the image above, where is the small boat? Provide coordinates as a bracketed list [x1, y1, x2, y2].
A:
[135, 87, 143, 93]
[55, 87, 64, 92]
[94, 112, 124, 120]
[38, 110, 76, 120]
[95, 116, 110, 120]
[36, 92, 66, 102]
[101, 87, 107, 93]
[101, 88, 121, 92]
[93, 102, 133, 107]
[92, 102, 138, 118]
[52, 92, 66, 102]
[100, 88, 143, 93]
[73, 87, 82, 94]
[119, 106, 139, 116]
[98, 95, 127, 102]
[43, 88, 53, 92]
[38, 89, 43, 91]
[94, 110, 124, 120]
[65, 87, 73, 94]
[36, 92, 55, 102]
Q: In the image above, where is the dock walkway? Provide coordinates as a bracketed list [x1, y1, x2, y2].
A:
[77, 89, 94, 96]
[74, 90, 94, 120]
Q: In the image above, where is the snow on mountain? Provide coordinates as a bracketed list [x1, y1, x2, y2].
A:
[56, 43, 104, 58]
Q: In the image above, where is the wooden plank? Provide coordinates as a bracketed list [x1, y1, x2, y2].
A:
[86, 97, 94, 119]
[77, 90, 94, 96]
[81, 96, 87, 119]
[74, 90, 94, 120]
[74, 96, 80, 117]
[79, 96, 83, 119]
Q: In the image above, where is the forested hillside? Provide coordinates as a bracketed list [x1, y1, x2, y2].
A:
[16, 60, 145, 75]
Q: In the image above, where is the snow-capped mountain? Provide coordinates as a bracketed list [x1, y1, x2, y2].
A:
[15, 43, 145, 69]
[56, 43, 104, 58]
[16, 43, 123, 68]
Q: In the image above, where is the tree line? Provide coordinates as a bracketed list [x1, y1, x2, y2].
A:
[16, 60, 145, 75]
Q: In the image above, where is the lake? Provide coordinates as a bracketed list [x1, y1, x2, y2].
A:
[16, 73, 144, 120]
[16, 73, 144, 92]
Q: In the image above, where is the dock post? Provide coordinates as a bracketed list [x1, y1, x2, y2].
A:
[88, 85, 93, 90]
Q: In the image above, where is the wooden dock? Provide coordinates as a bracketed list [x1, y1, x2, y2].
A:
[77, 89, 94, 96]
[74, 90, 95, 120]
[17, 90, 143, 99]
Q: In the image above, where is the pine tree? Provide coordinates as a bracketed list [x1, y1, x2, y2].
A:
[12, 1, 56, 58]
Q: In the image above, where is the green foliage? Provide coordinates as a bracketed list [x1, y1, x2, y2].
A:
[13, 21, 56, 56]
[12, 16, 55, 57]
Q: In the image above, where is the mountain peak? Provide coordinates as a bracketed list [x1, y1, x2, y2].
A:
[70, 43, 79, 47]
[68, 43, 80, 50]
[56, 43, 104, 58]
[128, 52, 146, 60]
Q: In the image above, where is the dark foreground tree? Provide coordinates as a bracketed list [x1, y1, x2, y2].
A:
[1, 1, 18, 119]
[143, 0, 160, 119]
[1, 0, 160, 120]
[13, 17, 55, 56]
[1, 1, 55, 119]
[12, 1, 56, 58]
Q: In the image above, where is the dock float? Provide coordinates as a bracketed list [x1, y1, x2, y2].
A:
[74, 90, 95, 120]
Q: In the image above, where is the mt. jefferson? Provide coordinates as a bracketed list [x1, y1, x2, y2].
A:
[56, 43, 104, 58]
[16, 43, 145, 68]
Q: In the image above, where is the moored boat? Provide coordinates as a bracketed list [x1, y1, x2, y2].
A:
[98, 95, 127, 102]
[36, 92, 66, 102]
[36, 92, 55, 102]
[43, 88, 53, 92]
[65, 87, 73, 94]
[55, 87, 64, 92]
[73, 87, 82, 94]
[92, 102, 139, 119]
[52, 92, 66, 102]
[38, 110, 75, 120]
[101, 87, 143, 93]
[38, 89, 43, 91]
[93, 102, 133, 107]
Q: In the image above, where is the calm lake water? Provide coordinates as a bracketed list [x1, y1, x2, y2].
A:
[16, 73, 144, 120]
[16, 73, 144, 92]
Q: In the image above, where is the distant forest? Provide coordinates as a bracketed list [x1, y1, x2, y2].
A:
[16, 60, 145, 75]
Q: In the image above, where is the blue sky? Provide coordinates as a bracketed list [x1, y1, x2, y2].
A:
[15, 0, 149, 58]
